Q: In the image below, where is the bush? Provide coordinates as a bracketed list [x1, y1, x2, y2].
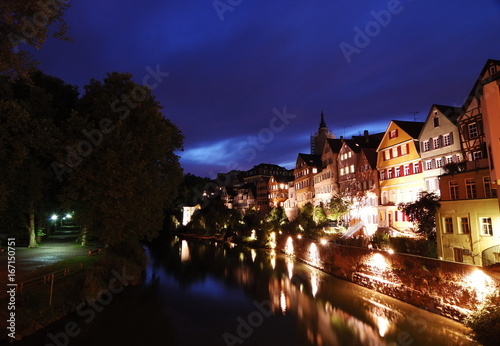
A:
[464, 296, 500, 345]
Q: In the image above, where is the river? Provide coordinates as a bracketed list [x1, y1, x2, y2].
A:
[19, 236, 474, 345]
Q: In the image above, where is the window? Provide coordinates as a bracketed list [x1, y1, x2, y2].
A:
[389, 129, 398, 139]
[380, 171, 385, 180]
[404, 165, 410, 175]
[465, 178, 477, 199]
[449, 180, 459, 200]
[484, 176, 498, 198]
[460, 217, 470, 234]
[443, 134, 451, 146]
[401, 144, 408, 155]
[426, 161, 433, 170]
[395, 167, 401, 177]
[423, 141, 430, 152]
[481, 217, 493, 236]
[446, 156, 454, 164]
[413, 162, 420, 173]
[454, 248, 464, 263]
[387, 169, 393, 179]
[349, 165, 355, 173]
[392, 147, 398, 158]
[433, 116, 440, 127]
[433, 137, 440, 149]
[473, 151, 483, 161]
[436, 158, 443, 168]
[444, 217, 453, 234]
[468, 122, 478, 139]
[384, 150, 391, 161]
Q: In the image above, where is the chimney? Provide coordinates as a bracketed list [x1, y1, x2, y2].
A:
[364, 130, 369, 143]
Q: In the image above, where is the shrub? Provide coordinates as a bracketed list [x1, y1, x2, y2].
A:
[464, 296, 500, 345]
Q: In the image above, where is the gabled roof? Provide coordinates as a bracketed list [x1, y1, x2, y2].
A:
[433, 104, 462, 122]
[270, 175, 294, 184]
[297, 153, 322, 167]
[392, 120, 425, 139]
[360, 148, 378, 169]
[325, 138, 343, 153]
[460, 59, 500, 112]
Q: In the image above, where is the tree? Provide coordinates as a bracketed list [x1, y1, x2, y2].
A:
[325, 195, 351, 222]
[0, 72, 77, 247]
[58, 72, 183, 251]
[313, 204, 327, 224]
[0, 1, 70, 79]
[398, 192, 441, 241]
[268, 206, 288, 226]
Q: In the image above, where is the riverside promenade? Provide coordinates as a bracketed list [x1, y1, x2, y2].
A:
[0, 230, 102, 284]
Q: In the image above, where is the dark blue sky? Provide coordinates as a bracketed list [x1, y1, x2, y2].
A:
[32, 0, 500, 178]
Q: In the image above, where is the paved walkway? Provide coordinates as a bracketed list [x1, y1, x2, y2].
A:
[0, 231, 103, 283]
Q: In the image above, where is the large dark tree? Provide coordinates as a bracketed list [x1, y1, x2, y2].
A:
[57, 72, 183, 249]
[398, 192, 441, 241]
[0, 72, 77, 247]
[0, 1, 70, 79]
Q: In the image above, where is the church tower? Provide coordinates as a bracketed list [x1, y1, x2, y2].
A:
[310, 111, 335, 155]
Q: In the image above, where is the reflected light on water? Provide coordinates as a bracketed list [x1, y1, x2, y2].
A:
[285, 257, 294, 279]
[376, 315, 390, 337]
[310, 271, 319, 297]
[270, 250, 276, 270]
[280, 290, 287, 314]
[285, 236, 294, 256]
[251, 249, 257, 262]
[180, 240, 190, 263]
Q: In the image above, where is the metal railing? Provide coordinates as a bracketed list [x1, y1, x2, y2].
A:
[482, 245, 500, 267]
[13, 263, 84, 305]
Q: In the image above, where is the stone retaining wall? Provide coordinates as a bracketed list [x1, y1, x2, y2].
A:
[276, 234, 500, 321]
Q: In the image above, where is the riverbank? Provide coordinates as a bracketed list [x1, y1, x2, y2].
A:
[175, 231, 500, 322]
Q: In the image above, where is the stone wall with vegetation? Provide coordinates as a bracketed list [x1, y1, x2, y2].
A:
[276, 234, 500, 321]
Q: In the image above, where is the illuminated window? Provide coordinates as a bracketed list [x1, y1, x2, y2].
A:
[401, 144, 408, 155]
[484, 176, 497, 198]
[449, 180, 459, 200]
[392, 147, 398, 157]
[480, 217, 493, 236]
[383, 151, 389, 161]
[460, 217, 470, 234]
[443, 134, 451, 146]
[433, 137, 440, 149]
[395, 167, 400, 177]
[465, 178, 477, 199]
[387, 169, 393, 179]
[413, 162, 420, 173]
[380, 171, 385, 180]
[349, 164, 355, 173]
[404, 165, 410, 175]
[444, 217, 453, 233]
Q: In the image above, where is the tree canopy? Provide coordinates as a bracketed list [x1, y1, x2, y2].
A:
[0, 1, 71, 79]
[58, 72, 183, 249]
[399, 192, 441, 241]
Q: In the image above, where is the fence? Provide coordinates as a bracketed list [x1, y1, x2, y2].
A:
[15, 263, 84, 305]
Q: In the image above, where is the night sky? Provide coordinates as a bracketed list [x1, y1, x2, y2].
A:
[30, 0, 500, 178]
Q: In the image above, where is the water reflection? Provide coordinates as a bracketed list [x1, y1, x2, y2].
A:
[145, 237, 473, 346]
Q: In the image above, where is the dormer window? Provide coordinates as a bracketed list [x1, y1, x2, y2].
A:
[433, 116, 439, 127]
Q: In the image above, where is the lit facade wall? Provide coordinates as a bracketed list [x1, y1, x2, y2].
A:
[376, 121, 425, 230]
